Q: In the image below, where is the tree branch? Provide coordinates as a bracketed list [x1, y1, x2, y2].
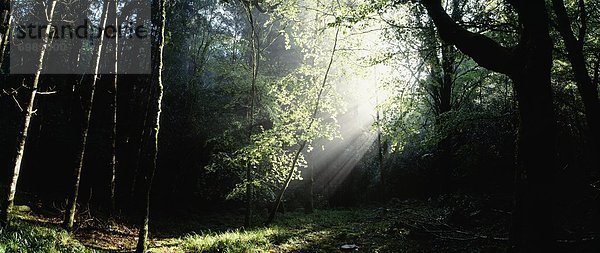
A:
[551, 0, 582, 51]
[419, 0, 514, 75]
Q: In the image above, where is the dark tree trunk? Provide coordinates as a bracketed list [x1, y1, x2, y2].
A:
[436, 41, 457, 193]
[508, 9, 556, 249]
[510, 64, 556, 253]
[420, 0, 557, 251]
[304, 163, 314, 214]
[135, 0, 166, 251]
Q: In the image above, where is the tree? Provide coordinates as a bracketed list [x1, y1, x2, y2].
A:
[551, 0, 600, 167]
[63, 0, 111, 230]
[0, 0, 57, 227]
[109, 0, 119, 214]
[0, 6, 11, 71]
[419, 0, 557, 251]
[417, 0, 463, 192]
[135, 0, 166, 250]
[240, 0, 260, 227]
[267, 26, 340, 224]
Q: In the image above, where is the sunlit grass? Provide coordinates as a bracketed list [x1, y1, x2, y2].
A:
[0, 206, 506, 253]
[0, 220, 94, 253]
[180, 228, 280, 253]
[150, 210, 376, 253]
[0, 209, 430, 253]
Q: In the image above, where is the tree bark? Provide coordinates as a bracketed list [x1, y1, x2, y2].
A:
[420, 0, 557, 251]
[64, 0, 111, 230]
[0, 0, 57, 227]
[135, 0, 166, 251]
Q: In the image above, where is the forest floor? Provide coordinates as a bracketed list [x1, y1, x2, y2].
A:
[0, 195, 522, 252]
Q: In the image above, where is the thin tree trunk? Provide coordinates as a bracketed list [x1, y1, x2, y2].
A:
[304, 162, 314, 214]
[63, 0, 111, 230]
[268, 26, 340, 224]
[135, 0, 166, 250]
[434, 0, 460, 193]
[241, 1, 258, 227]
[109, 0, 119, 215]
[0, 0, 57, 227]
[0, 10, 11, 70]
[376, 99, 384, 194]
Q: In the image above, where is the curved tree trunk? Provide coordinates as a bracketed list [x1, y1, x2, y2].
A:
[0, 0, 57, 227]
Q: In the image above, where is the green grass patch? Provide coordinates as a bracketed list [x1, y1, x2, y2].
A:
[164, 210, 381, 253]
[180, 228, 280, 253]
[0, 220, 96, 253]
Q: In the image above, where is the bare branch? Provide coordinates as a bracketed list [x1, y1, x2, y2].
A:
[36, 91, 58, 95]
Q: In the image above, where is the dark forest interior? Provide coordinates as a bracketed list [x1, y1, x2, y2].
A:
[0, 0, 599, 252]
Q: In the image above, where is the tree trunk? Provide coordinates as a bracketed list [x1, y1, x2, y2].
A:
[376, 101, 385, 196]
[64, 0, 111, 230]
[0, 10, 11, 71]
[420, 0, 557, 251]
[268, 26, 340, 224]
[551, 0, 600, 171]
[0, 0, 57, 227]
[436, 40, 456, 193]
[109, 0, 119, 215]
[304, 163, 314, 214]
[268, 140, 307, 223]
[507, 12, 556, 250]
[135, 0, 166, 250]
[509, 72, 556, 253]
[241, 1, 259, 228]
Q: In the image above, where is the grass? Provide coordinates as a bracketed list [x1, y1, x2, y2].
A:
[152, 209, 410, 253]
[179, 228, 280, 253]
[0, 220, 97, 253]
[0, 200, 511, 253]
